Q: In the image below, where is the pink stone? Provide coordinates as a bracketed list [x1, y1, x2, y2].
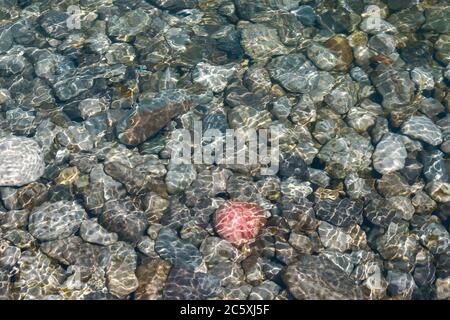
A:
[213, 201, 267, 247]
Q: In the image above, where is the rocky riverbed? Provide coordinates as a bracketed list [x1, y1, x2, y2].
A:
[0, 0, 450, 300]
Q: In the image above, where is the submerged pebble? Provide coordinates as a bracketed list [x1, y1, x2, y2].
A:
[29, 201, 86, 241]
[0, 137, 45, 187]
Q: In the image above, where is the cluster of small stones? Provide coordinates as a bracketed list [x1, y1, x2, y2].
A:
[0, 0, 449, 300]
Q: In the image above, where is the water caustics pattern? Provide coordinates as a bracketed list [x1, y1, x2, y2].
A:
[0, 0, 449, 300]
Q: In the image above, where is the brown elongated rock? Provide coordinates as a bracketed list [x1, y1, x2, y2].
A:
[135, 258, 171, 300]
[116, 89, 193, 146]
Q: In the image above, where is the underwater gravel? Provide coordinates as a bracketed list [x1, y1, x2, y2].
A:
[0, 0, 449, 300]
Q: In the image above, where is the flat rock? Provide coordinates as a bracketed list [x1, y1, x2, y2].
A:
[373, 134, 407, 175]
[318, 221, 367, 252]
[106, 241, 138, 298]
[116, 89, 193, 146]
[80, 218, 118, 246]
[282, 255, 368, 300]
[266, 53, 318, 94]
[192, 62, 237, 93]
[370, 65, 414, 112]
[422, 6, 450, 34]
[136, 258, 171, 300]
[155, 228, 203, 271]
[318, 130, 373, 179]
[401, 115, 442, 146]
[163, 267, 222, 300]
[29, 201, 86, 241]
[314, 198, 363, 227]
[240, 23, 288, 62]
[0, 136, 45, 187]
[99, 200, 148, 244]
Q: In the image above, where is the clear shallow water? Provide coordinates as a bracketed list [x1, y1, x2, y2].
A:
[0, 0, 449, 300]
